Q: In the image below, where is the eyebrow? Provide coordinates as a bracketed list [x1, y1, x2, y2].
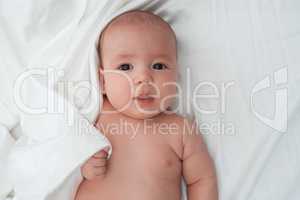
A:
[115, 53, 174, 61]
[115, 54, 135, 59]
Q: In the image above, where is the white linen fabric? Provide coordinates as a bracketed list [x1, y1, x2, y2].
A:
[0, 0, 299, 200]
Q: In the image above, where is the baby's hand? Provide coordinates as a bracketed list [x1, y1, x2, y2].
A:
[81, 148, 109, 180]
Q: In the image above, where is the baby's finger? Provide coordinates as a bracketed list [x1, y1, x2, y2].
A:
[94, 167, 106, 176]
[88, 157, 107, 167]
[93, 150, 108, 158]
[81, 165, 96, 180]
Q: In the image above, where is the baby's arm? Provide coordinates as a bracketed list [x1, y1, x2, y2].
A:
[182, 120, 218, 200]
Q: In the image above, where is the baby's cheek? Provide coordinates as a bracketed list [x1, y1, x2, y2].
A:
[106, 75, 132, 107]
[159, 83, 177, 110]
[115, 76, 133, 97]
[106, 74, 132, 92]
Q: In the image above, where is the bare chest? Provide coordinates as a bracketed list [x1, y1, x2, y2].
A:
[97, 116, 183, 179]
[75, 115, 184, 200]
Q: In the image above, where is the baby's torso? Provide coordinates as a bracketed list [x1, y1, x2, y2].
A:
[75, 101, 184, 200]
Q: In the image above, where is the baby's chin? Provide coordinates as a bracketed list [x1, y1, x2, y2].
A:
[119, 109, 162, 120]
[109, 98, 173, 119]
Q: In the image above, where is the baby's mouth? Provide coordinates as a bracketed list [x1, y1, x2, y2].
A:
[135, 94, 153, 98]
[134, 95, 155, 100]
[133, 94, 156, 105]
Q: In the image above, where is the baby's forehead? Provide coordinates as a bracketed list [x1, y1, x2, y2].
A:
[108, 10, 167, 27]
[98, 10, 177, 62]
[100, 10, 176, 43]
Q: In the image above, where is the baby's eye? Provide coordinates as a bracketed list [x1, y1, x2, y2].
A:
[151, 63, 167, 70]
[118, 63, 133, 71]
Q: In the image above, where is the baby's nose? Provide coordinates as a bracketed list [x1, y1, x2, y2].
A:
[134, 70, 153, 85]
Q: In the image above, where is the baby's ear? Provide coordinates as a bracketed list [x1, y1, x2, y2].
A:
[98, 67, 106, 94]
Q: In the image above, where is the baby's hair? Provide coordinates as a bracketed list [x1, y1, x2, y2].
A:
[97, 10, 177, 67]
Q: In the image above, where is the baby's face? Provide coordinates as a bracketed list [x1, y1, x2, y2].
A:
[100, 19, 177, 119]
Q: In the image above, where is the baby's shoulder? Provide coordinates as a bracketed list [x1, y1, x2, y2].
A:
[155, 113, 199, 159]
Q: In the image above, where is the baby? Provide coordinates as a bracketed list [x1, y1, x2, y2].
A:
[76, 10, 218, 200]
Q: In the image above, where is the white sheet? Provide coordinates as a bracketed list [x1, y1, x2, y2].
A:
[0, 0, 299, 200]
